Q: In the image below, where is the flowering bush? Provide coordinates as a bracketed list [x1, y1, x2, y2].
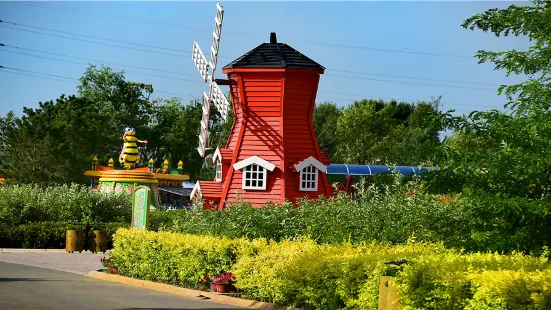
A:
[212, 272, 235, 284]
[100, 256, 118, 274]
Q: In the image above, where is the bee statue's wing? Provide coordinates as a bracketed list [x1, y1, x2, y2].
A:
[119, 140, 126, 163]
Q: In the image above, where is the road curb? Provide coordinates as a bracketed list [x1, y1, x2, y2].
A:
[85, 271, 287, 309]
[0, 248, 68, 253]
[0, 248, 111, 254]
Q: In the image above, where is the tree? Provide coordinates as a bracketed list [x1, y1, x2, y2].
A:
[0, 65, 160, 184]
[462, 0, 551, 114]
[0, 95, 108, 184]
[313, 102, 342, 159]
[77, 65, 156, 165]
[428, 0, 551, 198]
[334, 99, 442, 165]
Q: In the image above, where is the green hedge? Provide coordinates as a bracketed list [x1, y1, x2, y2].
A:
[0, 221, 129, 249]
[0, 183, 131, 227]
[110, 228, 265, 289]
[110, 229, 551, 310]
[159, 179, 551, 254]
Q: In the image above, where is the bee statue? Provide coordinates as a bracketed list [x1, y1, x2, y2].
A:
[119, 127, 148, 169]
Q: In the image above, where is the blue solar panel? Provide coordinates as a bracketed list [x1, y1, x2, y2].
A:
[347, 165, 372, 175]
[326, 164, 349, 175]
[325, 164, 436, 176]
[369, 165, 391, 174]
[395, 166, 417, 175]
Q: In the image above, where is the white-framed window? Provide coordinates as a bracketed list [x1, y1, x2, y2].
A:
[215, 160, 222, 182]
[233, 156, 275, 191]
[294, 156, 326, 192]
[242, 164, 267, 190]
[300, 165, 318, 191]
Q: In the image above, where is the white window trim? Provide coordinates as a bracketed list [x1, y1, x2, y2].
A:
[190, 182, 201, 200]
[233, 155, 275, 172]
[300, 165, 318, 191]
[212, 147, 223, 164]
[215, 160, 222, 182]
[294, 156, 327, 192]
[295, 156, 326, 172]
[233, 156, 275, 191]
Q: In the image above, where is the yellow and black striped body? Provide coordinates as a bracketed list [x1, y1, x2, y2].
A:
[120, 134, 140, 169]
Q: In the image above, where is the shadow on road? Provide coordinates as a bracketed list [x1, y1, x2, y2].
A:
[0, 278, 66, 282]
[117, 309, 242, 310]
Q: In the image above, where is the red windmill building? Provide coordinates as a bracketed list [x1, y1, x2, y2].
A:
[190, 4, 331, 209]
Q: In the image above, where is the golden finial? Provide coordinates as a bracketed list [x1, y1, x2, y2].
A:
[177, 160, 183, 169]
[92, 156, 98, 170]
[108, 158, 114, 168]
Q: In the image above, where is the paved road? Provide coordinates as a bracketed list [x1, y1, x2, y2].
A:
[0, 261, 244, 310]
[0, 252, 106, 274]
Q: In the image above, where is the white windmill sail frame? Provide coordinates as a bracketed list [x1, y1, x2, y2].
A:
[192, 42, 210, 83]
[192, 2, 231, 158]
[211, 81, 230, 121]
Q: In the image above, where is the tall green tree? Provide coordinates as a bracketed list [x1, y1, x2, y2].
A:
[0, 65, 159, 184]
[428, 0, 551, 198]
[334, 99, 442, 165]
[313, 102, 342, 159]
[0, 95, 107, 184]
[77, 65, 156, 165]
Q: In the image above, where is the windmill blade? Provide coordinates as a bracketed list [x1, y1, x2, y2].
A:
[192, 42, 211, 83]
[192, 3, 227, 158]
[198, 92, 211, 157]
[211, 81, 230, 121]
[209, 3, 224, 70]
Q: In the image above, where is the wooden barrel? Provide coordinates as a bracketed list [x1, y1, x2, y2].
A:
[65, 230, 83, 253]
[89, 230, 107, 253]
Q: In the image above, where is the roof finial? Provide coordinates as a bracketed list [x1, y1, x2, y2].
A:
[270, 32, 277, 44]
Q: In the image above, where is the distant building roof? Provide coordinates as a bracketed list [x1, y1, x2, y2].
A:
[158, 186, 192, 197]
[190, 180, 223, 200]
[222, 32, 325, 71]
[182, 181, 196, 189]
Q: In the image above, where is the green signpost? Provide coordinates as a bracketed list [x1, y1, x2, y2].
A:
[131, 186, 151, 230]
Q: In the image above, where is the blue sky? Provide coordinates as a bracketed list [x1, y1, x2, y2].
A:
[0, 1, 531, 118]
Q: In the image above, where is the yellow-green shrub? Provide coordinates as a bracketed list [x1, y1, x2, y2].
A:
[110, 228, 265, 288]
[110, 229, 551, 310]
[463, 269, 551, 310]
[232, 237, 319, 304]
[233, 237, 446, 310]
[396, 251, 551, 310]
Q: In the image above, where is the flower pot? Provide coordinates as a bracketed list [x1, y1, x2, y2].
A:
[211, 282, 233, 293]
[107, 266, 118, 274]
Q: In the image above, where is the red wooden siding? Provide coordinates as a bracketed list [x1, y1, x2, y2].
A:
[282, 73, 331, 203]
[319, 149, 331, 165]
[223, 73, 285, 207]
[196, 180, 223, 210]
[226, 74, 243, 150]
[213, 68, 330, 210]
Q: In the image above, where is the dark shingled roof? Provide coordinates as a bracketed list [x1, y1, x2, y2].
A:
[222, 32, 325, 70]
